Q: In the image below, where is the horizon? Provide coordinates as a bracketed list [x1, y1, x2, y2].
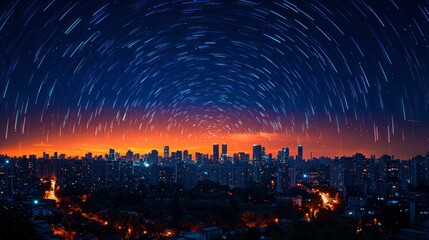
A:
[3, 142, 428, 160]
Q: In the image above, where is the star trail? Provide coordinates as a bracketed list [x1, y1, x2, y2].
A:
[0, 0, 428, 158]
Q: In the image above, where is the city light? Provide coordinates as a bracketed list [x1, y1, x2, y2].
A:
[43, 178, 58, 202]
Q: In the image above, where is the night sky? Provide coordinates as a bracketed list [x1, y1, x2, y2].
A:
[0, 0, 428, 159]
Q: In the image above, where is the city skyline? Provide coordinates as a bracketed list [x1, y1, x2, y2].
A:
[2, 142, 428, 161]
[2, 129, 429, 159]
[1, 1, 428, 160]
[0, 1, 428, 239]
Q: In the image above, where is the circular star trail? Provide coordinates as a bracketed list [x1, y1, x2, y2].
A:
[0, 0, 428, 158]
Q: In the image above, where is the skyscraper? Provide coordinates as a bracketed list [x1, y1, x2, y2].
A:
[164, 146, 169, 159]
[195, 152, 203, 163]
[330, 158, 345, 191]
[85, 152, 93, 159]
[221, 143, 227, 161]
[252, 144, 262, 162]
[252, 144, 262, 183]
[176, 150, 183, 161]
[354, 153, 365, 193]
[151, 150, 158, 164]
[126, 149, 133, 160]
[213, 144, 219, 162]
[281, 148, 289, 162]
[184, 149, 189, 161]
[109, 148, 115, 160]
[411, 154, 429, 189]
[297, 145, 303, 160]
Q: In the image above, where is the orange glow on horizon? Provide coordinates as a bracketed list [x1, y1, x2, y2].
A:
[2, 128, 425, 159]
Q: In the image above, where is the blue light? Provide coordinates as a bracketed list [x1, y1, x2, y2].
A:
[33, 200, 39, 205]
[303, 174, 308, 178]
[143, 162, 149, 167]
[5, 160, 9, 164]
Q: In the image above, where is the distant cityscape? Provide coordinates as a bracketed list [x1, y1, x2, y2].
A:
[1, 144, 428, 239]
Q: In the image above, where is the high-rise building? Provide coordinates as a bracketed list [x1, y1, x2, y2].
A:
[341, 156, 354, 189]
[379, 155, 392, 182]
[183, 164, 197, 190]
[81, 157, 92, 183]
[184, 150, 189, 161]
[252, 145, 262, 162]
[330, 158, 345, 191]
[126, 150, 133, 160]
[281, 148, 289, 163]
[354, 153, 365, 193]
[213, 144, 219, 162]
[221, 144, 227, 161]
[151, 150, 158, 164]
[234, 152, 249, 164]
[164, 146, 169, 159]
[411, 154, 429, 189]
[252, 144, 262, 182]
[176, 150, 183, 161]
[119, 159, 133, 184]
[195, 152, 203, 163]
[297, 145, 303, 160]
[85, 152, 93, 159]
[288, 165, 297, 187]
[232, 163, 248, 188]
[109, 148, 115, 160]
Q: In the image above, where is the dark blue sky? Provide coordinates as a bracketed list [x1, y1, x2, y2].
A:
[0, 0, 428, 158]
